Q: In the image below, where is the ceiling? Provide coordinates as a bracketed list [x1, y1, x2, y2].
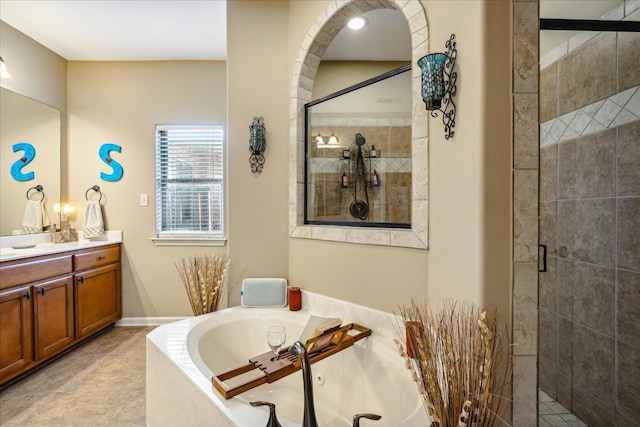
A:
[0, 0, 411, 62]
[0, 0, 628, 62]
[0, 0, 227, 60]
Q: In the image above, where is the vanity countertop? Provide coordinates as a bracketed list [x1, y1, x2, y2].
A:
[0, 230, 122, 262]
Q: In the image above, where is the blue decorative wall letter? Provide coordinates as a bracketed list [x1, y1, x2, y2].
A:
[11, 142, 36, 181]
[99, 143, 123, 182]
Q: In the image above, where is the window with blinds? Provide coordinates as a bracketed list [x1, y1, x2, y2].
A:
[155, 125, 224, 239]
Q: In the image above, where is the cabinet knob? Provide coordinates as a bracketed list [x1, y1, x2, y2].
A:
[97, 256, 106, 260]
[78, 276, 84, 284]
[24, 290, 30, 300]
[38, 288, 45, 296]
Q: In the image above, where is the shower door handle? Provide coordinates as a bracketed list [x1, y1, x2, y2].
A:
[538, 245, 547, 272]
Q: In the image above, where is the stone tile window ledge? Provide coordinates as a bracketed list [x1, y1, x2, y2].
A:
[150, 237, 226, 247]
[290, 224, 427, 250]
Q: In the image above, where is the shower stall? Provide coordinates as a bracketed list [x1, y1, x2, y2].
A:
[538, 2, 640, 425]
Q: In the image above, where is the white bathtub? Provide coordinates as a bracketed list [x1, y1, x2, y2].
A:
[146, 291, 428, 426]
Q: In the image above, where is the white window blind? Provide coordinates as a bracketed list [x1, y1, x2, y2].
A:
[155, 125, 224, 239]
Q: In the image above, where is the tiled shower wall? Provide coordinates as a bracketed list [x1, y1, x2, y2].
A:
[538, 11, 640, 427]
[308, 123, 411, 223]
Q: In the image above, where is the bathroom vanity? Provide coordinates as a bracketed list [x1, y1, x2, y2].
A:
[0, 235, 122, 388]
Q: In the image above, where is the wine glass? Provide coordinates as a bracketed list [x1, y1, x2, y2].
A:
[266, 325, 286, 361]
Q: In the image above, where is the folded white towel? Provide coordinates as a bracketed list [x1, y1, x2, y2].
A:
[83, 200, 105, 238]
[22, 200, 43, 234]
[22, 200, 50, 234]
[41, 203, 51, 229]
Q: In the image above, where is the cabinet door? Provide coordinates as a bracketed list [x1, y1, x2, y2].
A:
[0, 285, 33, 381]
[33, 276, 74, 360]
[75, 263, 121, 339]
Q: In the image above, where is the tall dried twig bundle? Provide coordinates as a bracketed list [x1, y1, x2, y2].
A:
[176, 254, 230, 316]
[395, 299, 512, 427]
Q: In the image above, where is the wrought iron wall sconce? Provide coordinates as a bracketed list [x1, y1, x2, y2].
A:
[249, 116, 266, 173]
[417, 34, 457, 139]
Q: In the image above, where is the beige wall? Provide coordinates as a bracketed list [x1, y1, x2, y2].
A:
[2, 1, 512, 322]
[286, 1, 512, 317]
[313, 61, 408, 99]
[226, 1, 291, 306]
[67, 61, 227, 317]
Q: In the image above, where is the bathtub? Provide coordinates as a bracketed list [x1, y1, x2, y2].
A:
[146, 291, 429, 426]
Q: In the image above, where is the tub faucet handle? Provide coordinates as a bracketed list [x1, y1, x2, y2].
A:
[250, 401, 282, 427]
[352, 413, 382, 427]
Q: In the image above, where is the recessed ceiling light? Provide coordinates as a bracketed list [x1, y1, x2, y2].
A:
[347, 16, 367, 30]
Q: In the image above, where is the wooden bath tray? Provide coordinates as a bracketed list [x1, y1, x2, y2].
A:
[212, 323, 371, 399]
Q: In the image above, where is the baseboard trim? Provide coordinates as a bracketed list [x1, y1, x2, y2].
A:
[116, 317, 190, 326]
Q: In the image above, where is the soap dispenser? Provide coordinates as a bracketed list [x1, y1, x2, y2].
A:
[341, 172, 349, 188]
[372, 169, 380, 187]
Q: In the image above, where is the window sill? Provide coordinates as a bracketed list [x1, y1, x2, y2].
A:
[150, 237, 227, 247]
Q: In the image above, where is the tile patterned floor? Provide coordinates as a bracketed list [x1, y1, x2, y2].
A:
[539, 390, 588, 427]
[0, 326, 154, 427]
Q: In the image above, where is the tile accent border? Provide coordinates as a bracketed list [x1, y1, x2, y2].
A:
[289, 0, 430, 249]
[310, 157, 411, 174]
[541, 85, 640, 147]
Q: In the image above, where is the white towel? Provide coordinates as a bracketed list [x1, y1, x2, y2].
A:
[42, 203, 51, 229]
[83, 200, 105, 238]
[22, 200, 51, 234]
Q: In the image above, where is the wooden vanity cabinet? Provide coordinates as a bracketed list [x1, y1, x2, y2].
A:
[74, 246, 122, 339]
[33, 276, 74, 360]
[0, 285, 34, 380]
[0, 243, 121, 387]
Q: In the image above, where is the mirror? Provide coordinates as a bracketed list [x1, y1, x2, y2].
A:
[290, 2, 430, 249]
[305, 66, 412, 227]
[0, 87, 61, 235]
[304, 7, 412, 228]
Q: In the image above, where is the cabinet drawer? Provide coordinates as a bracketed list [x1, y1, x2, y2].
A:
[74, 246, 120, 271]
[0, 255, 73, 290]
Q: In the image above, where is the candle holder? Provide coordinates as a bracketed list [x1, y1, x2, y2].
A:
[249, 116, 266, 173]
[417, 34, 457, 140]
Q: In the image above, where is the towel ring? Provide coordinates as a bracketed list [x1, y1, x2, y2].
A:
[26, 185, 45, 202]
[85, 185, 103, 202]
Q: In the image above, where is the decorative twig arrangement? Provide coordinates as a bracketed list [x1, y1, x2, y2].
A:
[176, 254, 230, 315]
[395, 300, 512, 427]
